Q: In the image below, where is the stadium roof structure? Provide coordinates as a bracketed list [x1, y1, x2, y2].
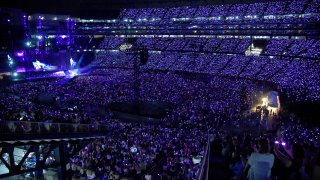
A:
[0, 0, 287, 18]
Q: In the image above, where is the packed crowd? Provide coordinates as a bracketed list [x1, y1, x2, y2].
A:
[211, 118, 320, 180]
[94, 0, 319, 38]
[94, 48, 320, 102]
[0, 77, 108, 127]
[60, 72, 319, 180]
[0, 0, 319, 179]
[1, 66, 319, 179]
[65, 73, 265, 179]
[119, 0, 318, 18]
[1, 69, 265, 177]
[116, 0, 320, 26]
[99, 37, 320, 59]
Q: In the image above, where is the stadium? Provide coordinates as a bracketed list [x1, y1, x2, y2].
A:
[0, 0, 319, 179]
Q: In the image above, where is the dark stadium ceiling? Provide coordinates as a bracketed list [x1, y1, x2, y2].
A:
[0, 0, 287, 19]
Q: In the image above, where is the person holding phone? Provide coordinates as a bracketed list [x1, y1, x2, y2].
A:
[274, 140, 304, 180]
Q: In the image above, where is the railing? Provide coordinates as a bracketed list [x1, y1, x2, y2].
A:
[197, 130, 214, 180]
[0, 121, 109, 135]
